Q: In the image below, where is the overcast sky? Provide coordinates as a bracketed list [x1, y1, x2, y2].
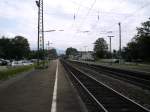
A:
[0, 0, 150, 52]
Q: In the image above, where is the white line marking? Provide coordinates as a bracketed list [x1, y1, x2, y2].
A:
[51, 60, 59, 112]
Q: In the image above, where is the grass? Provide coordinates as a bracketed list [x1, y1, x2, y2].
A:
[78, 59, 150, 73]
[0, 65, 34, 80]
[34, 60, 49, 69]
[0, 66, 7, 71]
[0, 60, 50, 80]
[95, 59, 150, 73]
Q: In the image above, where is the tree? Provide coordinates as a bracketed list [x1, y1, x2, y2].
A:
[112, 50, 118, 59]
[122, 41, 139, 61]
[0, 36, 11, 58]
[0, 35, 30, 60]
[93, 38, 108, 58]
[66, 47, 78, 56]
[48, 48, 58, 59]
[135, 20, 150, 60]
[123, 18, 150, 62]
[27, 50, 38, 59]
[11, 36, 30, 60]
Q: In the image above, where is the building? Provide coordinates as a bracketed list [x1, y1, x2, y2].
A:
[79, 51, 94, 61]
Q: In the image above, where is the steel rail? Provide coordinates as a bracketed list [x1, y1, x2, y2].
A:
[61, 60, 150, 112]
[69, 60, 150, 90]
[62, 60, 108, 112]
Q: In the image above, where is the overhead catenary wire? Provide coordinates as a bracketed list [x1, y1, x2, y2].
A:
[72, 0, 97, 40]
[70, 0, 128, 38]
[74, 0, 150, 51]
[103, 1, 150, 33]
[71, 0, 150, 36]
[43, 0, 150, 51]
[70, 1, 82, 29]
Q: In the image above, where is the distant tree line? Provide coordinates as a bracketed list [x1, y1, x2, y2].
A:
[48, 48, 57, 59]
[65, 41, 109, 59]
[66, 47, 78, 56]
[0, 35, 58, 60]
[28, 48, 57, 60]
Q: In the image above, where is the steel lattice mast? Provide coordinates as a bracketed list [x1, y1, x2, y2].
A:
[36, 0, 45, 66]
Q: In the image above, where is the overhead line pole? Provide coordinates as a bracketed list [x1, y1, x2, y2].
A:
[42, 0, 44, 53]
[108, 35, 114, 64]
[118, 22, 122, 64]
[108, 36, 114, 54]
[36, 0, 40, 66]
[36, 0, 45, 68]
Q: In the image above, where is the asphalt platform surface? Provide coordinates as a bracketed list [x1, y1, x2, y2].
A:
[0, 60, 86, 112]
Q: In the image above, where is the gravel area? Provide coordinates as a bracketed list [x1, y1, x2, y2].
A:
[72, 63, 150, 110]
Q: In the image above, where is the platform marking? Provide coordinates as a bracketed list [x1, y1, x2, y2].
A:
[51, 60, 58, 112]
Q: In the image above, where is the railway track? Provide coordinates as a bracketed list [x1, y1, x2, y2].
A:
[69, 60, 150, 90]
[61, 60, 150, 112]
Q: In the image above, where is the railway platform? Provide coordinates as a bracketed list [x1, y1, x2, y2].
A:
[55, 60, 87, 112]
[0, 60, 87, 112]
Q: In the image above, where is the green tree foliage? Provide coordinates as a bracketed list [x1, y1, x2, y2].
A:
[122, 18, 150, 62]
[112, 50, 118, 59]
[28, 50, 38, 59]
[28, 48, 58, 60]
[66, 47, 78, 56]
[122, 40, 139, 61]
[0, 37, 11, 58]
[93, 38, 108, 58]
[0, 36, 30, 60]
[48, 48, 58, 59]
[12, 36, 30, 59]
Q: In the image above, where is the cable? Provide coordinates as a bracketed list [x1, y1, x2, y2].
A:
[104, 1, 150, 33]
[72, 0, 97, 39]
[70, 1, 82, 29]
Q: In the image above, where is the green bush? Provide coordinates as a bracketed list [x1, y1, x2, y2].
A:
[34, 60, 49, 69]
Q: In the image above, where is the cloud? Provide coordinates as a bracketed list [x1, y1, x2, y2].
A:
[0, 0, 150, 51]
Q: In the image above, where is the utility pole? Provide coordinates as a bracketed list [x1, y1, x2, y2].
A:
[83, 46, 87, 61]
[84, 46, 87, 53]
[36, 0, 45, 68]
[79, 48, 82, 60]
[46, 41, 49, 54]
[108, 36, 114, 54]
[108, 36, 114, 64]
[118, 22, 122, 64]
[46, 41, 49, 63]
